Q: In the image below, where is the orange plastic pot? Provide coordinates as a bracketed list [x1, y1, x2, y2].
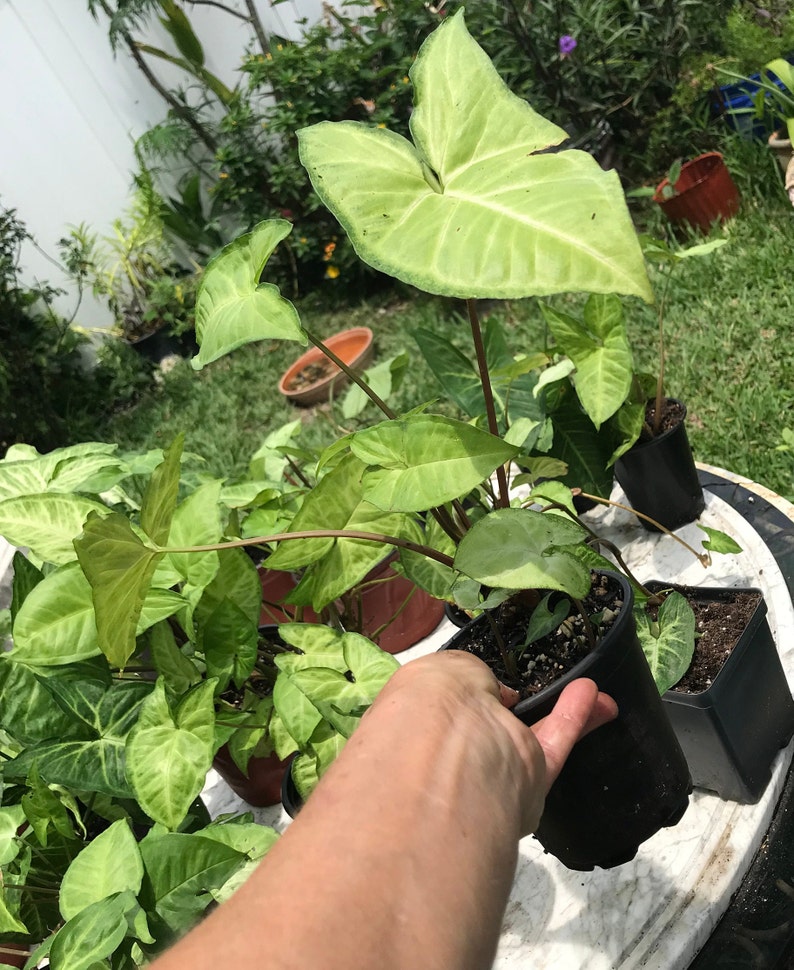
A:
[278, 327, 374, 406]
[654, 153, 740, 232]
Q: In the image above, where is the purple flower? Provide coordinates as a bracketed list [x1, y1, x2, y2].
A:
[558, 35, 577, 56]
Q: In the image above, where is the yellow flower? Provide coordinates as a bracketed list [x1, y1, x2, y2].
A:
[402, 76, 409, 84]
[277, 43, 283, 51]
[326, 265, 340, 280]
[266, 53, 272, 61]
[377, 122, 386, 128]
[299, 237, 307, 244]
[219, 172, 228, 179]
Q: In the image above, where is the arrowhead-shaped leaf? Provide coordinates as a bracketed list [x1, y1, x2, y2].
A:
[192, 220, 305, 368]
[59, 820, 143, 921]
[351, 415, 518, 512]
[634, 591, 696, 694]
[74, 513, 163, 669]
[126, 680, 216, 829]
[297, 11, 652, 302]
[540, 294, 633, 428]
[454, 508, 590, 594]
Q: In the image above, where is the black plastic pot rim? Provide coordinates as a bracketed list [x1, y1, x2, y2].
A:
[626, 398, 688, 454]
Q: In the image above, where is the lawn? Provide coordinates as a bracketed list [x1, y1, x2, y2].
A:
[104, 189, 794, 502]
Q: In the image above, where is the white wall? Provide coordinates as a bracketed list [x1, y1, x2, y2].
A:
[0, 0, 325, 328]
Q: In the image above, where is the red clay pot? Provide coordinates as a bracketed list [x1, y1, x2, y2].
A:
[212, 744, 289, 808]
[654, 152, 740, 232]
[278, 327, 374, 406]
[258, 558, 445, 654]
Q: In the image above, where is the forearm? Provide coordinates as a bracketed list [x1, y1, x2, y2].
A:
[153, 654, 535, 970]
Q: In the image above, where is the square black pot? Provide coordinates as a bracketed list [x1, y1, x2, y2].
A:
[652, 583, 794, 803]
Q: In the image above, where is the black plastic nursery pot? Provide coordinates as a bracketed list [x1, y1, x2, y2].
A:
[649, 582, 794, 804]
[614, 399, 705, 532]
[443, 573, 692, 871]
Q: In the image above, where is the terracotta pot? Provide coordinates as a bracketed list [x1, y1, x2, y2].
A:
[654, 152, 740, 232]
[649, 582, 794, 803]
[278, 327, 374, 406]
[212, 744, 290, 808]
[441, 573, 691, 871]
[258, 557, 445, 654]
[259, 567, 300, 625]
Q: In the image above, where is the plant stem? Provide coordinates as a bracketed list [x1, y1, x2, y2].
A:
[368, 584, 418, 641]
[162, 529, 456, 569]
[585, 537, 654, 598]
[571, 597, 597, 650]
[485, 611, 519, 682]
[243, 0, 271, 57]
[580, 493, 710, 566]
[653, 271, 674, 435]
[305, 329, 395, 418]
[466, 298, 509, 509]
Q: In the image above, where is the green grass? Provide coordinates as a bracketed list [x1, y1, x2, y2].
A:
[104, 188, 794, 502]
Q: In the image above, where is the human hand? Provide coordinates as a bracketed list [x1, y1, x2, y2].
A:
[374, 651, 616, 835]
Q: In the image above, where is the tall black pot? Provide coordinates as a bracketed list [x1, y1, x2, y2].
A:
[442, 573, 691, 871]
[614, 399, 705, 532]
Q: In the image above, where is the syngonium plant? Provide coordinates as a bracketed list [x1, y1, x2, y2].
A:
[63, 11, 717, 690]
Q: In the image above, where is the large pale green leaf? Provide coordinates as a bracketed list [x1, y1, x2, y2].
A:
[10, 567, 185, 668]
[540, 294, 633, 428]
[139, 832, 246, 933]
[192, 221, 305, 368]
[59, 821, 143, 921]
[634, 591, 696, 694]
[140, 434, 183, 547]
[200, 819, 279, 904]
[297, 12, 652, 302]
[126, 680, 216, 829]
[351, 415, 518, 512]
[454, 508, 590, 594]
[0, 495, 110, 565]
[0, 891, 28, 934]
[74, 513, 162, 670]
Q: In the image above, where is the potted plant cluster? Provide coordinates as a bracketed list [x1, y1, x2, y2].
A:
[178, 11, 695, 871]
[1, 11, 789, 894]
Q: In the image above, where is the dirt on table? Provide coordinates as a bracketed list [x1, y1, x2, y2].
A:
[667, 589, 761, 694]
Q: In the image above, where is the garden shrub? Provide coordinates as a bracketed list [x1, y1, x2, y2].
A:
[0, 204, 150, 455]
